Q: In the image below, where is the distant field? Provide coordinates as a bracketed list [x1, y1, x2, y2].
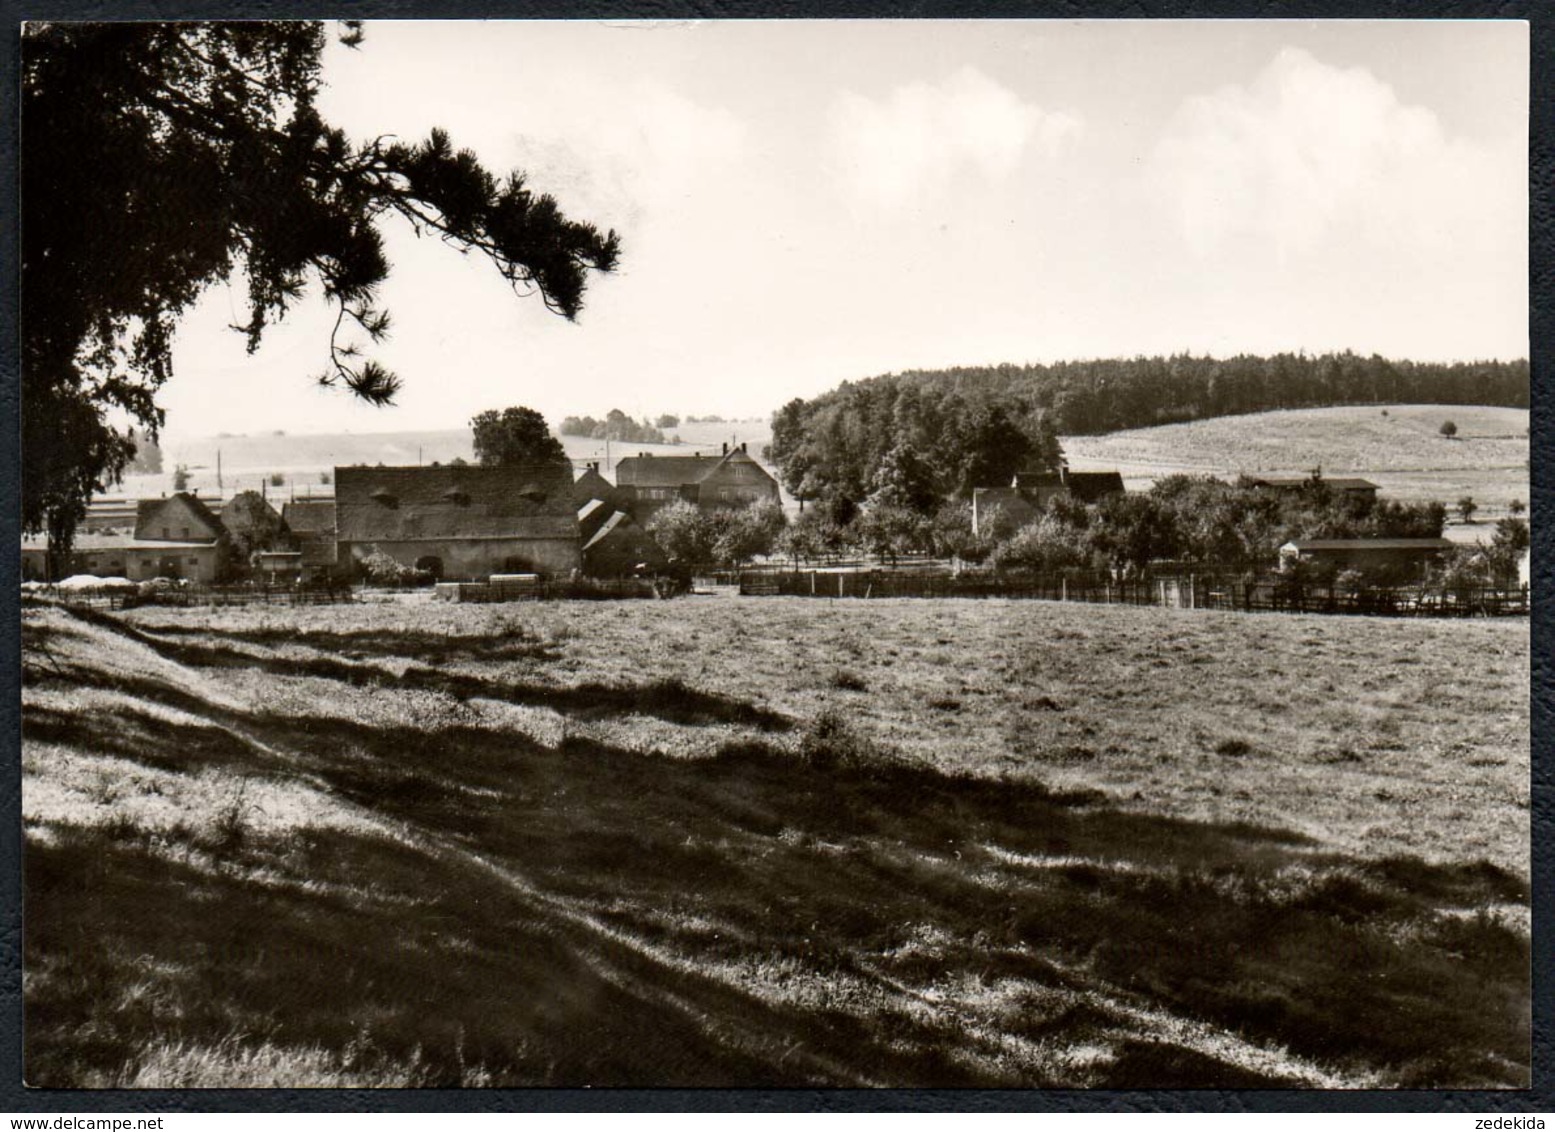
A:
[1064, 405, 1529, 517]
[121, 418, 776, 504]
[23, 596, 1528, 1088]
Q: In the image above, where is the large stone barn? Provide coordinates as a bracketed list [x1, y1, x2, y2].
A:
[335, 464, 581, 581]
[613, 443, 780, 523]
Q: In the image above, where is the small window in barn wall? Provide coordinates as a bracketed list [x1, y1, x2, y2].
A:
[188, 557, 198, 566]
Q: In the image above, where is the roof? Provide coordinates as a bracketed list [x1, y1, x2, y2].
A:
[134, 493, 225, 540]
[282, 500, 336, 534]
[1252, 477, 1379, 491]
[1064, 471, 1126, 502]
[613, 451, 728, 488]
[335, 465, 578, 543]
[1009, 469, 1125, 502]
[22, 533, 219, 552]
[571, 466, 617, 505]
[582, 510, 632, 552]
[1282, 538, 1453, 552]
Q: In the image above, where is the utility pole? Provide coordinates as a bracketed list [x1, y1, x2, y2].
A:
[217, 449, 223, 492]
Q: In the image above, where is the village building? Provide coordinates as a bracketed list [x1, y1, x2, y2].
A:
[612, 443, 780, 523]
[281, 499, 341, 580]
[578, 501, 670, 576]
[1249, 476, 1379, 503]
[22, 492, 227, 581]
[1278, 537, 1453, 578]
[972, 466, 1126, 536]
[334, 464, 581, 581]
[570, 462, 623, 510]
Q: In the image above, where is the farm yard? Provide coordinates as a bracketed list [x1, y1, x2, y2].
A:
[22, 594, 1529, 1089]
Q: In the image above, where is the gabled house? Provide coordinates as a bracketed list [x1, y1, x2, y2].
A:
[136, 492, 225, 543]
[613, 443, 780, 522]
[334, 464, 580, 580]
[571, 463, 624, 510]
[972, 466, 1126, 536]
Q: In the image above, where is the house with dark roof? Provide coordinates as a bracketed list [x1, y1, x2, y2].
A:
[612, 443, 779, 523]
[571, 463, 624, 510]
[334, 464, 580, 580]
[281, 499, 341, 578]
[1249, 476, 1379, 503]
[972, 466, 1126, 535]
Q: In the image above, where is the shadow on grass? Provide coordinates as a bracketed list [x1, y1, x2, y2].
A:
[23, 606, 1531, 1088]
[60, 607, 791, 732]
[134, 623, 566, 666]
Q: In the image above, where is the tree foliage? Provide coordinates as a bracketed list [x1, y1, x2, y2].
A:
[470, 406, 569, 469]
[768, 352, 1526, 511]
[646, 500, 787, 572]
[559, 410, 666, 445]
[221, 490, 286, 564]
[23, 22, 619, 549]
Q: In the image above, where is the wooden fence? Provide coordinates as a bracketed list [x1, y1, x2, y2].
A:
[718, 568, 1529, 618]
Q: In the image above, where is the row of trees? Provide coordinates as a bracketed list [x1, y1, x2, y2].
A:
[766, 353, 1528, 511]
[558, 410, 667, 445]
[744, 474, 1457, 580]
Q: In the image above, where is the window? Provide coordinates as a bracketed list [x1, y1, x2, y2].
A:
[188, 557, 199, 566]
[181, 526, 190, 538]
[161, 527, 170, 539]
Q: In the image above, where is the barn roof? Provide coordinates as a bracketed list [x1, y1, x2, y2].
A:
[282, 500, 336, 534]
[1063, 471, 1126, 502]
[1282, 538, 1453, 551]
[1251, 476, 1379, 491]
[612, 451, 728, 488]
[335, 465, 578, 542]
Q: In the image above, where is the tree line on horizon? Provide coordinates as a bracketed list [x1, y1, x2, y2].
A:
[766, 351, 1528, 513]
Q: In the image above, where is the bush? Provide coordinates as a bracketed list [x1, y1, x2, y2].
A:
[798, 709, 883, 772]
[356, 546, 427, 586]
[1439, 420, 1458, 439]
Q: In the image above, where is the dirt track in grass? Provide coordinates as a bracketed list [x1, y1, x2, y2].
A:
[22, 595, 1529, 1088]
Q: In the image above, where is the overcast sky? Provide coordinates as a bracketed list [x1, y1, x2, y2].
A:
[159, 19, 1528, 440]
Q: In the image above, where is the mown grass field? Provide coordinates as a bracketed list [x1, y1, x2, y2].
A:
[22, 594, 1529, 1088]
[1064, 405, 1529, 516]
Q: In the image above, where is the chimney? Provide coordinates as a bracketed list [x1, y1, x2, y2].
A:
[722, 442, 728, 456]
[741, 442, 748, 453]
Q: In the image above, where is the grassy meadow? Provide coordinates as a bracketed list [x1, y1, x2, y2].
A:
[22, 594, 1529, 1088]
[1064, 405, 1529, 516]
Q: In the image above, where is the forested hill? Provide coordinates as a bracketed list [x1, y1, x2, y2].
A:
[878, 353, 1526, 434]
[766, 352, 1527, 505]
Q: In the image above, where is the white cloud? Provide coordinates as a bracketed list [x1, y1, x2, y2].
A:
[1150, 47, 1517, 261]
[830, 67, 1081, 211]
